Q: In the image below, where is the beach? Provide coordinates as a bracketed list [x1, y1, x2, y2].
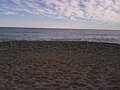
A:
[0, 41, 120, 90]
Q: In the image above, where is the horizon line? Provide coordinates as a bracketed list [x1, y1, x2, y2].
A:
[0, 27, 120, 31]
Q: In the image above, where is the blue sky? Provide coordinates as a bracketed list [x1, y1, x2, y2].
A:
[0, 0, 120, 30]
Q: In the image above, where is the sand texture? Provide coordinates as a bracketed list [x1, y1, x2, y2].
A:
[0, 41, 120, 90]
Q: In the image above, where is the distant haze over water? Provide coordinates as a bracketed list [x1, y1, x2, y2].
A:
[0, 27, 120, 44]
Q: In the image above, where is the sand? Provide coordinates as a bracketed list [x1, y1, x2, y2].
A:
[0, 41, 120, 90]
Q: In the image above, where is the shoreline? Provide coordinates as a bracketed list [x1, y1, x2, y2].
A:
[0, 40, 120, 44]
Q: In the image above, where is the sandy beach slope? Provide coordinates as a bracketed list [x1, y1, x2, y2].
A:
[0, 41, 120, 90]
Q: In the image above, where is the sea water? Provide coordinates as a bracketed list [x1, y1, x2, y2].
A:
[0, 27, 120, 44]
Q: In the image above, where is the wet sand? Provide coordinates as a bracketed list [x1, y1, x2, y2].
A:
[0, 41, 120, 90]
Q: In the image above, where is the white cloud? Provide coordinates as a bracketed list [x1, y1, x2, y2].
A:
[0, 0, 120, 23]
[4, 11, 18, 15]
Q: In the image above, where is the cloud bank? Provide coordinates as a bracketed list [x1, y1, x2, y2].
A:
[0, 0, 120, 23]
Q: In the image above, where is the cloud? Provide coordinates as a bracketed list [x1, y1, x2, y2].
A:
[4, 11, 18, 15]
[0, 0, 120, 23]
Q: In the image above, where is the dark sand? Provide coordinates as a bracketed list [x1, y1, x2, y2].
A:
[0, 41, 120, 90]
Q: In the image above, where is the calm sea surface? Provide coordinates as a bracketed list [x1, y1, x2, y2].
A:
[0, 28, 120, 44]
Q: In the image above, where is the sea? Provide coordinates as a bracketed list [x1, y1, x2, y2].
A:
[0, 27, 120, 44]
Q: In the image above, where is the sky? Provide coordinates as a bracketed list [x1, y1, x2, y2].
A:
[0, 0, 120, 30]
